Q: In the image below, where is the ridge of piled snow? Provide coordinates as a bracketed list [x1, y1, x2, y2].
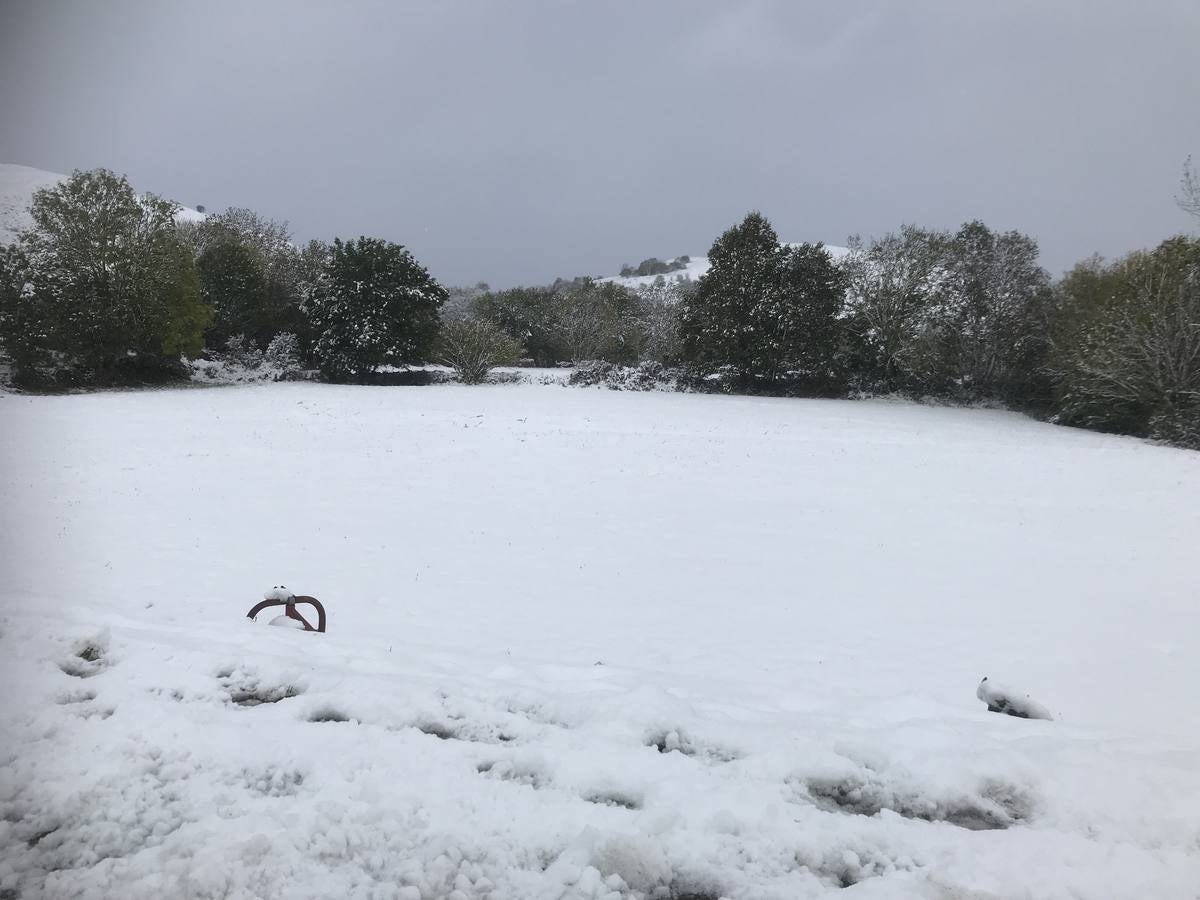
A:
[0, 162, 206, 246]
[2, 384, 1199, 898]
[598, 244, 851, 290]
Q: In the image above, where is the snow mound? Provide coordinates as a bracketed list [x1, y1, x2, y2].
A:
[0, 162, 205, 246]
[976, 676, 1054, 720]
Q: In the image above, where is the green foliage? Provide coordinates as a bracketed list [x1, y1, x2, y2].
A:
[439, 317, 522, 383]
[307, 236, 446, 382]
[679, 212, 846, 387]
[1050, 236, 1200, 441]
[471, 286, 565, 366]
[0, 168, 209, 386]
[186, 208, 310, 352]
[197, 240, 271, 346]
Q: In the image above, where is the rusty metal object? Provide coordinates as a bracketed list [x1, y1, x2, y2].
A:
[247, 595, 327, 633]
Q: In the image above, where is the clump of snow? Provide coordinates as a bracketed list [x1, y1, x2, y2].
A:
[976, 676, 1054, 720]
[264, 585, 296, 602]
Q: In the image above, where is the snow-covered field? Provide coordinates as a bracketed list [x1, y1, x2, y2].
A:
[2, 383, 1199, 899]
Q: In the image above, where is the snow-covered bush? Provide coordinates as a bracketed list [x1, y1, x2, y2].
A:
[188, 332, 307, 384]
[439, 318, 521, 384]
[568, 360, 681, 391]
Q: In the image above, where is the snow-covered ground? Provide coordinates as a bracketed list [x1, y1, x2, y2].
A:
[0, 163, 205, 246]
[598, 245, 850, 290]
[2, 383, 1199, 899]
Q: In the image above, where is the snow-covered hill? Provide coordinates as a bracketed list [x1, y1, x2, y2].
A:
[0, 163, 205, 246]
[2, 383, 1199, 898]
[598, 244, 851, 290]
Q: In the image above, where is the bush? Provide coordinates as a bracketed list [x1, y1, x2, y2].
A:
[439, 318, 521, 384]
[568, 360, 680, 391]
[188, 332, 306, 384]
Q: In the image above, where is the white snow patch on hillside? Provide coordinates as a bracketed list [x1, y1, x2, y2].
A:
[2, 385, 1199, 898]
[599, 244, 851, 290]
[0, 162, 206, 246]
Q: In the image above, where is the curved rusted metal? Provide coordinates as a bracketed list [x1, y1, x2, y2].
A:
[246, 595, 327, 633]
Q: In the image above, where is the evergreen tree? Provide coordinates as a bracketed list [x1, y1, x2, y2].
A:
[307, 236, 446, 381]
[0, 169, 209, 385]
[680, 211, 780, 384]
[679, 212, 846, 388]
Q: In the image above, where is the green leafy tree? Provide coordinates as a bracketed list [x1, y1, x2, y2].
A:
[185, 207, 307, 351]
[471, 286, 565, 365]
[0, 168, 209, 385]
[307, 236, 446, 381]
[197, 239, 271, 346]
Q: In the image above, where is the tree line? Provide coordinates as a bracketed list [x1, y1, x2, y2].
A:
[1, 166, 1197, 447]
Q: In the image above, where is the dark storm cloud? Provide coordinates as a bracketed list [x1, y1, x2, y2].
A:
[1, 0, 1197, 286]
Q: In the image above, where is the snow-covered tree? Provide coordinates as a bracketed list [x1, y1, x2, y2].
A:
[554, 279, 643, 364]
[1051, 236, 1200, 445]
[306, 236, 446, 382]
[941, 221, 1053, 401]
[1179, 156, 1200, 224]
[185, 208, 309, 352]
[0, 168, 208, 385]
[679, 212, 846, 388]
[841, 226, 952, 391]
[635, 279, 685, 365]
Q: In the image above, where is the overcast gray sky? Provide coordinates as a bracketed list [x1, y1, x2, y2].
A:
[2, 0, 1197, 287]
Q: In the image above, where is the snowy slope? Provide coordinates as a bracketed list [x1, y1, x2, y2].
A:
[599, 245, 850, 290]
[2, 385, 1200, 898]
[0, 162, 205, 246]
